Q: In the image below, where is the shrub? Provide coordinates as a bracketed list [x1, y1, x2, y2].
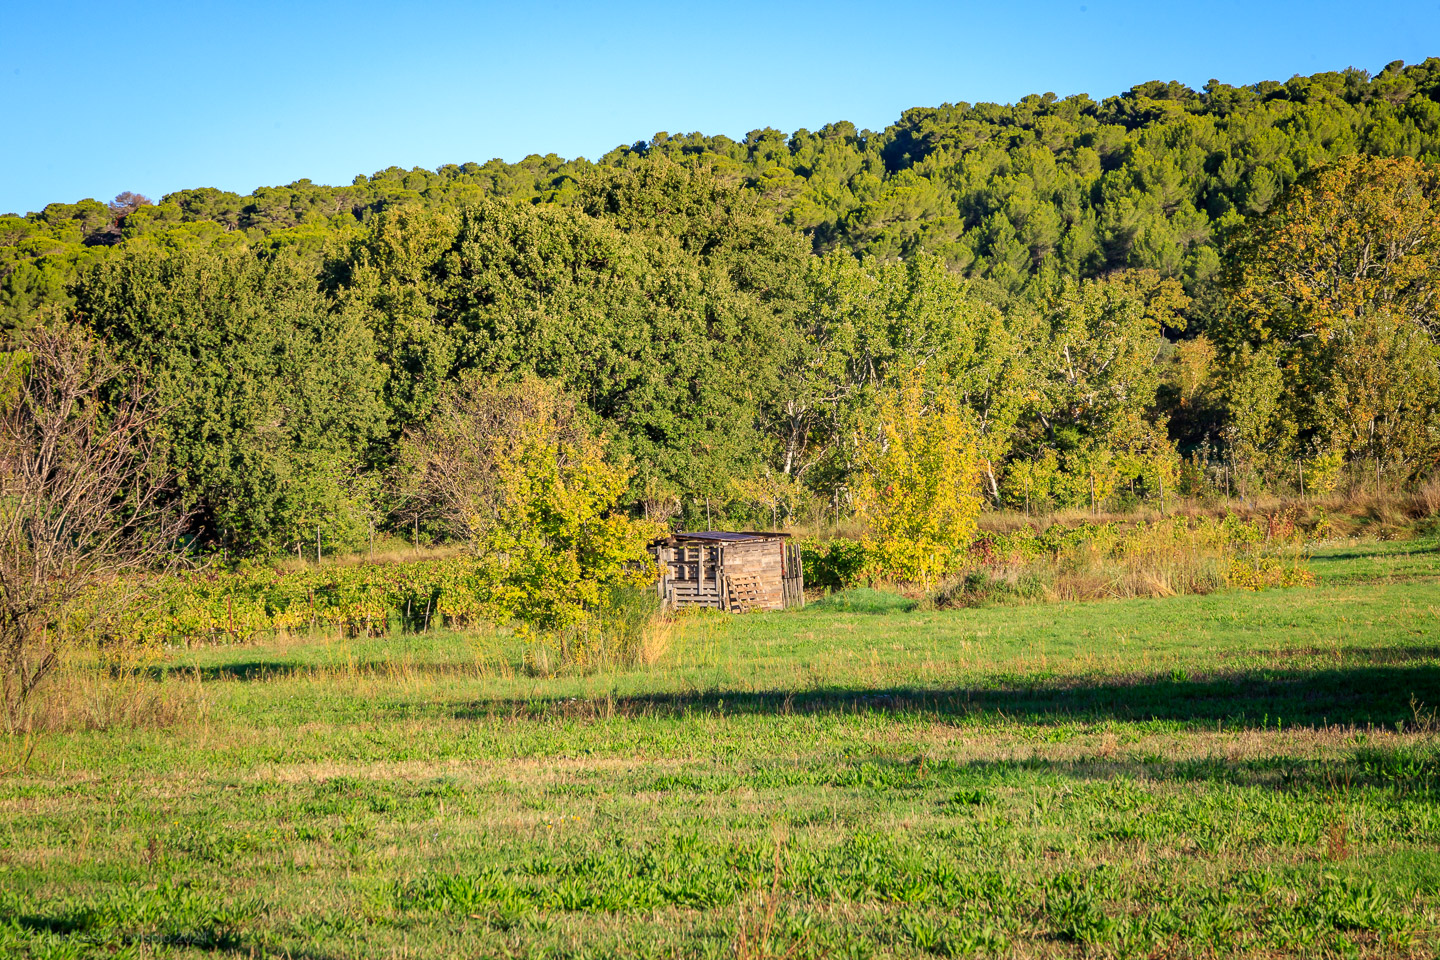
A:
[930, 568, 1051, 608]
[396, 376, 660, 648]
[799, 538, 870, 590]
[1227, 555, 1314, 590]
[1305, 451, 1345, 496]
[851, 378, 983, 584]
[523, 585, 670, 674]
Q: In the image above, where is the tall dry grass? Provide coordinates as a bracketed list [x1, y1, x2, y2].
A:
[272, 542, 466, 574]
[932, 546, 1224, 607]
[932, 517, 1307, 608]
[1409, 475, 1440, 519]
[15, 654, 206, 734]
[1054, 533, 1229, 600]
[979, 478, 1440, 542]
[522, 586, 673, 676]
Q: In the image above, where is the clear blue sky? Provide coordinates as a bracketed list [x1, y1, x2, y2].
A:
[3, 0, 1438, 215]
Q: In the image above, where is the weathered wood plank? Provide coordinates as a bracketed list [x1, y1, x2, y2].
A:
[651, 534, 801, 612]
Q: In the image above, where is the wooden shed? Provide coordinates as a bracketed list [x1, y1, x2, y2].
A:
[651, 532, 804, 613]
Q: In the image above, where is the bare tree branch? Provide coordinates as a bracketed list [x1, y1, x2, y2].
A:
[0, 323, 189, 732]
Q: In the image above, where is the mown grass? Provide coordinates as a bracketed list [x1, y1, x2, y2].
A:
[2, 537, 1439, 957]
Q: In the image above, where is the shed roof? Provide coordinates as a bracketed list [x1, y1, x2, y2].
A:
[650, 530, 791, 546]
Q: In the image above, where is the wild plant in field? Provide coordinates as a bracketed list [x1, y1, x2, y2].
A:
[731, 831, 795, 960]
[1325, 817, 1352, 862]
[0, 324, 188, 733]
[522, 585, 670, 675]
[1411, 697, 1439, 737]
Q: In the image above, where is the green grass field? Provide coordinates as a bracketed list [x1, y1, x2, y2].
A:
[3, 538, 1439, 958]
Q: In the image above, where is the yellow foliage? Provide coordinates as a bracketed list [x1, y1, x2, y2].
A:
[852, 378, 983, 583]
[1303, 450, 1344, 495]
[1227, 555, 1315, 590]
[479, 403, 659, 636]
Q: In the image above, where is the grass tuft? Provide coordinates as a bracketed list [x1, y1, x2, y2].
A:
[806, 587, 919, 614]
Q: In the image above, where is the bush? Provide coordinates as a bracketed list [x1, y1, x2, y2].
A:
[397, 376, 660, 638]
[524, 585, 670, 674]
[930, 568, 1050, 608]
[800, 538, 871, 590]
[851, 378, 983, 584]
[803, 512, 1316, 604]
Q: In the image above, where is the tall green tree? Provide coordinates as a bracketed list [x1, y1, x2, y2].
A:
[1218, 154, 1440, 477]
[336, 165, 803, 509]
[74, 247, 387, 553]
[775, 252, 1037, 505]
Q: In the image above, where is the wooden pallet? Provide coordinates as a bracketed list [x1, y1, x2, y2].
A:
[666, 582, 723, 608]
[725, 574, 762, 613]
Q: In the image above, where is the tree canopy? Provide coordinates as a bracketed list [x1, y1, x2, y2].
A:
[4, 59, 1440, 552]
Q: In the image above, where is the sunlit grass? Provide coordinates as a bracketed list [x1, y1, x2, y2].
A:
[1, 536, 1438, 958]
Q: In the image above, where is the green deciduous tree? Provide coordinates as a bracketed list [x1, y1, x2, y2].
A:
[776, 251, 1034, 507]
[852, 376, 984, 583]
[74, 247, 387, 554]
[1219, 154, 1440, 477]
[337, 162, 805, 512]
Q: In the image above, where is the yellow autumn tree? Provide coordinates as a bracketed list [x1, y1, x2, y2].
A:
[396, 375, 658, 637]
[852, 378, 984, 583]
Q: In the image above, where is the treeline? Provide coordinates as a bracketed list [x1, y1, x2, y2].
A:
[11, 59, 1440, 326]
[2, 61, 1439, 556]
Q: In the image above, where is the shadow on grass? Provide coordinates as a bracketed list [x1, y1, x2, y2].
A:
[1310, 542, 1440, 562]
[447, 657, 1440, 729]
[633, 743, 1440, 796]
[3, 917, 343, 960]
[1255, 645, 1440, 665]
[147, 660, 489, 683]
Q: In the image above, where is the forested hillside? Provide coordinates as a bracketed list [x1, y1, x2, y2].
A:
[11, 59, 1440, 322]
[4, 58, 1440, 555]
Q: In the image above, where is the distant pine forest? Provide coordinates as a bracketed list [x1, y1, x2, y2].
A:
[4, 58, 1440, 555]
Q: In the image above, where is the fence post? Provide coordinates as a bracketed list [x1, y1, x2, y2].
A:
[316, 525, 322, 563]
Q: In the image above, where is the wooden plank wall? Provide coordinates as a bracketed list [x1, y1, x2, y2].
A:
[781, 541, 804, 609]
[720, 540, 786, 612]
[656, 543, 723, 609]
[655, 539, 804, 612]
